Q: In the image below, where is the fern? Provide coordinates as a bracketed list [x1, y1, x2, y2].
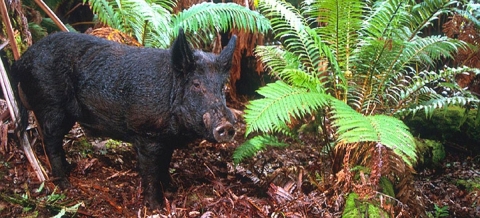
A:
[87, 0, 173, 47]
[233, 135, 288, 164]
[238, 0, 477, 216]
[453, 1, 480, 28]
[330, 99, 416, 166]
[408, 0, 458, 36]
[244, 80, 331, 136]
[86, 0, 271, 48]
[258, 0, 339, 78]
[171, 2, 270, 36]
[392, 67, 480, 117]
[304, 0, 364, 73]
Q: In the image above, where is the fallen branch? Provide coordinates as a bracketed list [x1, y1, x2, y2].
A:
[0, 57, 47, 183]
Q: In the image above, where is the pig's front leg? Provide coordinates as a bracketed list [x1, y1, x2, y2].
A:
[134, 140, 174, 210]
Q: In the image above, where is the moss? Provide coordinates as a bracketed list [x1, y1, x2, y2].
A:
[415, 139, 446, 169]
[75, 138, 93, 158]
[105, 139, 123, 149]
[403, 106, 480, 153]
[455, 178, 480, 192]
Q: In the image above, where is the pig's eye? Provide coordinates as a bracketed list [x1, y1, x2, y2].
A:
[193, 80, 201, 88]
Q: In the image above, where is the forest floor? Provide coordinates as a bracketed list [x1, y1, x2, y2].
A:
[0, 114, 479, 217]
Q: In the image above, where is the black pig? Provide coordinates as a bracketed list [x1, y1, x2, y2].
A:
[11, 29, 237, 209]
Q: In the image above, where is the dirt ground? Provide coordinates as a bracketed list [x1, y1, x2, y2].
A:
[0, 118, 479, 217]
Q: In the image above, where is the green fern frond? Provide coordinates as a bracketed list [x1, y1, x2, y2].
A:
[390, 67, 480, 116]
[255, 45, 298, 77]
[361, 0, 410, 39]
[330, 99, 416, 166]
[395, 96, 480, 118]
[85, 0, 118, 27]
[233, 135, 288, 164]
[394, 35, 465, 71]
[255, 46, 326, 91]
[244, 81, 332, 136]
[408, 0, 458, 36]
[87, 0, 173, 47]
[86, 0, 270, 47]
[304, 0, 364, 71]
[278, 69, 327, 92]
[172, 2, 271, 37]
[258, 0, 323, 75]
[453, 2, 480, 28]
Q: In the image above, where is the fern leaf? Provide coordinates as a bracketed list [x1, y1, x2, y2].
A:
[244, 81, 331, 136]
[395, 96, 480, 118]
[304, 0, 364, 72]
[258, 0, 325, 76]
[171, 2, 271, 37]
[233, 135, 288, 164]
[408, 0, 458, 36]
[330, 99, 416, 166]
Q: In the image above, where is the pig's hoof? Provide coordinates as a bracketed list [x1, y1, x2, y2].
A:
[53, 177, 71, 189]
[145, 196, 163, 211]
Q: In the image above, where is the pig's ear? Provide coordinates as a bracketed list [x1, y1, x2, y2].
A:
[171, 28, 195, 74]
[217, 35, 237, 73]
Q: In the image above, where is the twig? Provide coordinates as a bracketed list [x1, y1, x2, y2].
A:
[33, 0, 69, 32]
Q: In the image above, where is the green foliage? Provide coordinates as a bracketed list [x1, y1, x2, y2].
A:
[233, 135, 288, 164]
[171, 2, 270, 36]
[86, 0, 271, 47]
[393, 67, 480, 118]
[331, 99, 416, 165]
[455, 178, 480, 192]
[342, 193, 388, 218]
[87, 0, 173, 46]
[0, 184, 83, 217]
[76, 138, 93, 158]
[453, 0, 480, 28]
[404, 106, 480, 151]
[415, 139, 445, 169]
[379, 176, 395, 197]
[304, 0, 363, 73]
[28, 18, 77, 38]
[431, 204, 449, 218]
[237, 2, 479, 215]
[105, 139, 125, 149]
[236, 0, 479, 168]
[244, 81, 331, 136]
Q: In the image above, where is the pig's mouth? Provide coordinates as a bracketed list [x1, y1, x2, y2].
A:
[203, 112, 236, 143]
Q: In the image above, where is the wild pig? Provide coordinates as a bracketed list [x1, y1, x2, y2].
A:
[11, 29, 237, 209]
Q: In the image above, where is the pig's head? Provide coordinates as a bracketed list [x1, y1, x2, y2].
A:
[171, 29, 236, 143]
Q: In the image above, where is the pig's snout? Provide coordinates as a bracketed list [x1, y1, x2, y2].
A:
[203, 112, 235, 142]
[214, 121, 235, 142]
